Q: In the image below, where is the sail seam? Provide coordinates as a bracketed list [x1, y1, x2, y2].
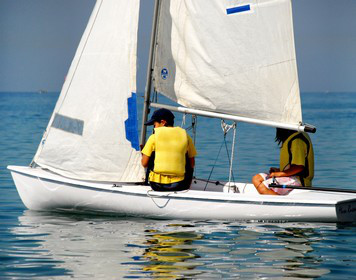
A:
[259, 58, 296, 69]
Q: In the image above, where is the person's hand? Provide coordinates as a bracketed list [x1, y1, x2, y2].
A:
[269, 167, 279, 173]
[269, 171, 283, 178]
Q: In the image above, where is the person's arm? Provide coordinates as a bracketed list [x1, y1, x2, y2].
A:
[189, 157, 195, 169]
[141, 154, 150, 167]
[269, 165, 304, 177]
[271, 138, 307, 178]
[269, 167, 280, 173]
[141, 135, 154, 168]
[186, 134, 197, 169]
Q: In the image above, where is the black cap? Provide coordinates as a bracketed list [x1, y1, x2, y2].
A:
[144, 108, 175, 126]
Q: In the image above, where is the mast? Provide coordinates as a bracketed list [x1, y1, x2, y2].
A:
[140, 0, 161, 147]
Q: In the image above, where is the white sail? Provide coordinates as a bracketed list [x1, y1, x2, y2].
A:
[153, 0, 302, 125]
[33, 0, 145, 182]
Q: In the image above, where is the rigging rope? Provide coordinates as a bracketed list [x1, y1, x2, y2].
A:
[182, 114, 198, 178]
[204, 120, 237, 191]
[228, 122, 237, 188]
[181, 112, 186, 127]
[204, 136, 226, 191]
[221, 120, 237, 189]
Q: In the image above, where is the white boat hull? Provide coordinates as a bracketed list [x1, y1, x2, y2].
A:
[8, 166, 356, 222]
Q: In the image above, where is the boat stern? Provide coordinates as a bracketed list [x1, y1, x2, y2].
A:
[336, 198, 356, 222]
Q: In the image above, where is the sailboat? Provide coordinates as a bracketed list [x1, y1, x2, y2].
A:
[8, 0, 356, 222]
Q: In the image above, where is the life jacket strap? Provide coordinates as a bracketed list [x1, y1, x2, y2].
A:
[287, 133, 311, 187]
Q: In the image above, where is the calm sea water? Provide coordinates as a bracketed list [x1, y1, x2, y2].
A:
[1, 92, 356, 279]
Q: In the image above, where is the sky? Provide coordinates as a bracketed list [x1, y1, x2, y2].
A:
[1, 0, 356, 93]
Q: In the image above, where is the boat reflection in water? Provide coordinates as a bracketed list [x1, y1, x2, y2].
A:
[136, 228, 204, 278]
[127, 223, 332, 279]
[12, 211, 333, 279]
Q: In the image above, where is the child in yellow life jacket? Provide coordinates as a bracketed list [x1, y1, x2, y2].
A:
[252, 128, 314, 195]
[141, 108, 197, 192]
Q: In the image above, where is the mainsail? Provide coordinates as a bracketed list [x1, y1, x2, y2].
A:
[153, 0, 302, 126]
[33, 0, 145, 182]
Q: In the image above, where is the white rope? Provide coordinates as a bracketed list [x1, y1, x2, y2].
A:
[147, 190, 172, 208]
[228, 122, 237, 189]
[181, 113, 187, 127]
[204, 120, 237, 192]
[191, 115, 197, 145]
[221, 120, 235, 135]
[220, 120, 237, 191]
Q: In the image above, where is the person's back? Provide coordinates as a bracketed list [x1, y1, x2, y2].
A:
[153, 127, 188, 177]
[279, 131, 314, 187]
[141, 108, 197, 191]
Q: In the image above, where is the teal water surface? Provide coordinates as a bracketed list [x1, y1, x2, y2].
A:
[1, 92, 356, 279]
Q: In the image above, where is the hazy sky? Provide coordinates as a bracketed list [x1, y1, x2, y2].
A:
[1, 0, 356, 93]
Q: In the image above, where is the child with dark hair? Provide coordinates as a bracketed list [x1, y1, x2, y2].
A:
[252, 128, 314, 195]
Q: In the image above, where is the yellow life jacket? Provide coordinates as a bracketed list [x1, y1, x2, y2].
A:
[280, 132, 314, 187]
[153, 127, 188, 176]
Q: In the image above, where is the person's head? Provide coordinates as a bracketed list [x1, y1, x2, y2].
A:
[144, 108, 175, 128]
[275, 128, 296, 147]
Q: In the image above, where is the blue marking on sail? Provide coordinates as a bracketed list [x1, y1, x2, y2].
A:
[226, 4, 251, 15]
[124, 93, 140, 151]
